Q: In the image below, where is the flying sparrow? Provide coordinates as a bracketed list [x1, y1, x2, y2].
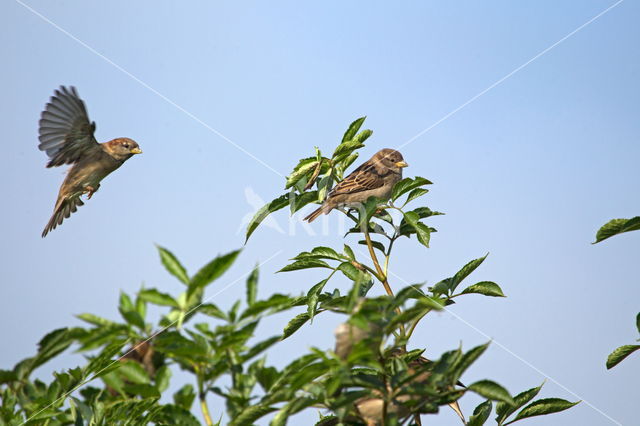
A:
[38, 86, 142, 237]
[303, 148, 408, 222]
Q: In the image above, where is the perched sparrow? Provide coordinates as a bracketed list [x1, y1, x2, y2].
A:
[353, 353, 466, 426]
[303, 148, 408, 222]
[333, 323, 466, 425]
[38, 86, 141, 237]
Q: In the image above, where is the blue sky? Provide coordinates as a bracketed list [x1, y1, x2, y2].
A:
[1, 1, 639, 425]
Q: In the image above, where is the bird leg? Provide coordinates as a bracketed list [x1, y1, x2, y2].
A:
[83, 184, 100, 199]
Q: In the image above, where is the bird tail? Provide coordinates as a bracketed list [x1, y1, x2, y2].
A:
[303, 204, 331, 222]
[42, 196, 84, 237]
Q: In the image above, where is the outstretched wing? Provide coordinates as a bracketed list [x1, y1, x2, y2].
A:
[38, 86, 99, 167]
[329, 162, 385, 196]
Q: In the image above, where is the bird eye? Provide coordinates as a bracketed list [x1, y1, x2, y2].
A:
[123, 143, 129, 149]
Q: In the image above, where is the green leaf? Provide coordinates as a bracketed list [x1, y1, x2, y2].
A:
[119, 291, 135, 312]
[240, 294, 299, 319]
[188, 250, 241, 297]
[85, 340, 127, 375]
[391, 176, 433, 201]
[245, 193, 290, 242]
[155, 404, 201, 426]
[119, 309, 145, 331]
[156, 245, 189, 284]
[636, 312, 640, 334]
[0, 369, 17, 385]
[278, 258, 331, 272]
[155, 365, 171, 393]
[410, 206, 444, 219]
[271, 396, 318, 426]
[243, 336, 281, 361]
[352, 129, 373, 145]
[606, 344, 640, 369]
[154, 332, 209, 358]
[173, 384, 196, 410]
[229, 404, 277, 426]
[404, 187, 429, 205]
[450, 254, 488, 293]
[593, 216, 640, 243]
[122, 383, 160, 398]
[496, 382, 543, 424]
[506, 398, 580, 424]
[303, 151, 325, 191]
[402, 211, 431, 248]
[294, 246, 345, 261]
[317, 175, 332, 202]
[461, 281, 506, 297]
[337, 262, 370, 283]
[469, 380, 514, 405]
[139, 289, 179, 307]
[291, 190, 320, 213]
[135, 293, 146, 320]
[333, 129, 372, 164]
[307, 278, 329, 321]
[34, 328, 78, 370]
[358, 239, 386, 254]
[333, 139, 366, 159]
[23, 408, 60, 422]
[246, 265, 259, 306]
[198, 303, 227, 320]
[343, 244, 356, 260]
[255, 365, 279, 392]
[310, 246, 343, 261]
[356, 196, 382, 228]
[282, 313, 310, 339]
[286, 157, 318, 189]
[342, 152, 359, 171]
[76, 313, 115, 327]
[342, 116, 366, 143]
[118, 292, 145, 329]
[117, 360, 150, 384]
[468, 400, 493, 426]
[454, 342, 490, 380]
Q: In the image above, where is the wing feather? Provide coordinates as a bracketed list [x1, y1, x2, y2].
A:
[38, 86, 99, 167]
[329, 163, 384, 196]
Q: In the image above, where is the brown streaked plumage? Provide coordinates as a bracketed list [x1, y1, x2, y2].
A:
[38, 86, 142, 237]
[333, 323, 466, 426]
[303, 148, 408, 222]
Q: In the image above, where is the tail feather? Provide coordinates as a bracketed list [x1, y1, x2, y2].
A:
[303, 204, 332, 222]
[42, 196, 84, 237]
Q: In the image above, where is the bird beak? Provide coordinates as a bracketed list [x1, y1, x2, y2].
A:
[130, 148, 142, 154]
[395, 161, 408, 168]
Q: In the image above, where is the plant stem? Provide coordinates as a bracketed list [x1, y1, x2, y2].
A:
[383, 236, 396, 277]
[357, 262, 385, 282]
[361, 221, 406, 336]
[361, 223, 394, 298]
[196, 366, 214, 426]
[200, 397, 214, 426]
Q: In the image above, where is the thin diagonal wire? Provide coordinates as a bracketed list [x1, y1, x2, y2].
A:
[23, 250, 283, 424]
[398, 0, 624, 150]
[15, 0, 284, 178]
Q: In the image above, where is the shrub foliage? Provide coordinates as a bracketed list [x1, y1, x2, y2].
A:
[1, 118, 579, 425]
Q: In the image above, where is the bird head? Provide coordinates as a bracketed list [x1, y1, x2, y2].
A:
[104, 138, 142, 161]
[372, 148, 408, 172]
